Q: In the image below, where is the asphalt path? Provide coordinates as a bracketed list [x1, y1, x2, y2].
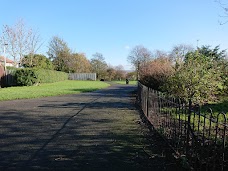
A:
[0, 84, 183, 170]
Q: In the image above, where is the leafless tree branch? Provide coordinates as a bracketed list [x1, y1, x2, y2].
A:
[1, 19, 42, 66]
[216, 0, 228, 25]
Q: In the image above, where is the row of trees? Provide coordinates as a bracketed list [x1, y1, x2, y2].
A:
[128, 44, 228, 104]
[0, 20, 131, 81]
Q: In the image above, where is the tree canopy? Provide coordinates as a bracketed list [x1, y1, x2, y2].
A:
[68, 53, 91, 73]
[47, 36, 71, 72]
[164, 48, 224, 104]
[127, 45, 152, 68]
[196, 45, 226, 61]
[22, 54, 53, 70]
[90, 53, 108, 80]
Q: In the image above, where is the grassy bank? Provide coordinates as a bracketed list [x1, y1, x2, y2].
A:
[0, 80, 109, 101]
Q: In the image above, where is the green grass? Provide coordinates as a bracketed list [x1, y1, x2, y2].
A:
[201, 96, 228, 115]
[113, 80, 138, 85]
[0, 80, 110, 101]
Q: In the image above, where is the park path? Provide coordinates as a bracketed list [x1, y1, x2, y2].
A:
[0, 84, 183, 170]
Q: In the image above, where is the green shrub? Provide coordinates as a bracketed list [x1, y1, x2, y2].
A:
[164, 51, 222, 104]
[15, 68, 68, 86]
[35, 69, 68, 83]
[15, 68, 38, 86]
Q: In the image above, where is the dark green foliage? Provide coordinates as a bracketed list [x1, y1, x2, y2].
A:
[35, 69, 68, 83]
[47, 36, 72, 72]
[15, 68, 68, 86]
[164, 51, 222, 104]
[201, 98, 228, 115]
[22, 54, 54, 70]
[160, 45, 228, 104]
[52, 51, 71, 72]
[196, 45, 226, 61]
[219, 59, 228, 96]
[193, 45, 228, 96]
[15, 68, 38, 86]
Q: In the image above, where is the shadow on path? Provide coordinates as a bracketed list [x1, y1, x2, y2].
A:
[0, 84, 184, 170]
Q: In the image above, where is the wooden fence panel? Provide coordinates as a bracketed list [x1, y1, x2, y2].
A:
[69, 73, 96, 81]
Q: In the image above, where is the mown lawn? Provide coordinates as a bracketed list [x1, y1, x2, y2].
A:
[113, 80, 138, 85]
[0, 80, 110, 101]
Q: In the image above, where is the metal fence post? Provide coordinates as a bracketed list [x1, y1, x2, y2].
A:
[146, 87, 149, 117]
[136, 83, 227, 170]
[186, 99, 192, 159]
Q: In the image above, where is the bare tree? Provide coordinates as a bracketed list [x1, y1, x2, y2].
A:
[127, 45, 152, 68]
[216, 0, 228, 25]
[154, 50, 169, 59]
[115, 65, 126, 81]
[127, 45, 152, 80]
[1, 19, 42, 66]
[169, 44, 194, 65]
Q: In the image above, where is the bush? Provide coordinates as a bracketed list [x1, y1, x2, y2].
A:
[164, 51, 222, 104]
[140, 58, 173, 91]
[219, 59, 228, 96]
[35, 69, 68, 83]
[15, 68, 68, 86]
[15, 68, 38, 86]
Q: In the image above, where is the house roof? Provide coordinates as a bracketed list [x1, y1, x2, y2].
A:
[0, 56, 14, 63]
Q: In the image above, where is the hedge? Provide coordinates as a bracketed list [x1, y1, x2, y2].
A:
[15, 68, 68, 86]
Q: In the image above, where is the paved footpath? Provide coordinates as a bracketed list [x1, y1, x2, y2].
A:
[0, 84, 183, 170]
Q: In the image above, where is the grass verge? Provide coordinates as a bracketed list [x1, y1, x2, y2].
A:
[0, 80, 109, 101]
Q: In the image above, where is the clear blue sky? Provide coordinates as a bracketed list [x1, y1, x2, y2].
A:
[1, 0, 228, 70]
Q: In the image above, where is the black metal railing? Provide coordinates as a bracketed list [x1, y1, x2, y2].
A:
[137, 82, 227, 171]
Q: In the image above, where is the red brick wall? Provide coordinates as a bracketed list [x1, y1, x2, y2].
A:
[0, 65, 5, 87]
